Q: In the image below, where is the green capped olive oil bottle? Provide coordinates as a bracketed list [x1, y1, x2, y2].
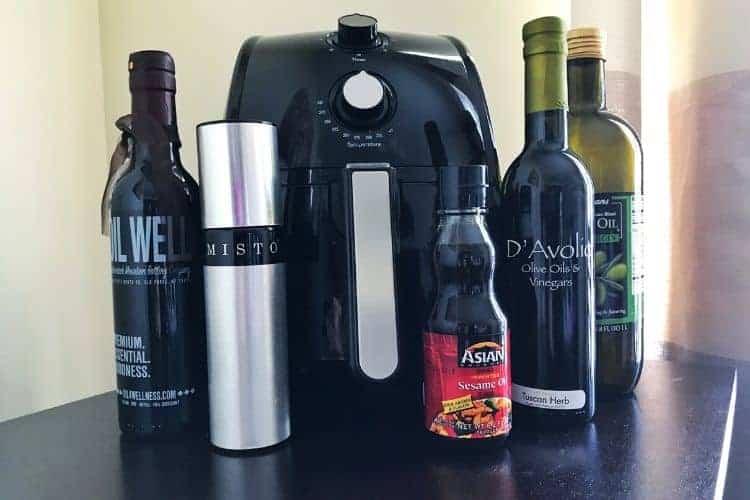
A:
[567, 28, 644, 397]
[501, 17, 596, 427]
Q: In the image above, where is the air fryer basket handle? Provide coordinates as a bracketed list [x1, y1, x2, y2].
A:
[343, 163, 400, 381]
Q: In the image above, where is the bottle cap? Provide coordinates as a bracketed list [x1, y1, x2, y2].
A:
[567, 27, 606, 60]
[523, 16, 567, 58]
[129, 50, 176, 92]
[438, 165, 488, 212]
[196, 120, 281, 229]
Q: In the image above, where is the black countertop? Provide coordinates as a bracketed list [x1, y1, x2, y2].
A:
[0, 361, 736, 500]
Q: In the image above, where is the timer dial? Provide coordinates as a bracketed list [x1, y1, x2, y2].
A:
[336, 13, 379, 48]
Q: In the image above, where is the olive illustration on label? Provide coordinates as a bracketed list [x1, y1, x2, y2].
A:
[595, 251, 607, 269]
[606, 263, 627, 281]
[595, 251, 627, 306]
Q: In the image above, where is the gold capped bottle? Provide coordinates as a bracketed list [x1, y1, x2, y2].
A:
[500, 17, 596, 427]
[567, 28, 644, 397]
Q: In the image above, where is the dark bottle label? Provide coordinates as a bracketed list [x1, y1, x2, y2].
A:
[593, 193, 644, 334]
[204, 227, 284, 266]
[505, 231, 592, 291]
[503, 193, 594, 412]
[423, 331, 511, 439]
[109, 214, 202, 423]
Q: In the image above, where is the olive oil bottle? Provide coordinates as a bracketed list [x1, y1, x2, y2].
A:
[567, 28, 644, 397]
[109, 51, 207, 435]
[500, 17, 596, 427]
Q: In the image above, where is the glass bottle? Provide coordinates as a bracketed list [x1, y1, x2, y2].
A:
[423, 164, 511, 448]
[500, 17, 596, 427]
[109, 51, 207, 435]
[567, 27, 644, 397]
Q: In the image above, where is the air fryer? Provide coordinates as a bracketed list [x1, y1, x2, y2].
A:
[226, 14, 501, 428]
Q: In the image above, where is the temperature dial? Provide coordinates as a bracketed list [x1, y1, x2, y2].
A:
[332, 71, 393, 130]
[343, 71, 384, 111]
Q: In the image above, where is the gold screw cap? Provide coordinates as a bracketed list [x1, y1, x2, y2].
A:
[567, 27, 606, 60]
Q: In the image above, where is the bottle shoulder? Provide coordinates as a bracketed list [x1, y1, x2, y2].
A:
[428, 295, 507, 331]
[568, 110, 643, 193]
[503, 147, 593, 193]
[435, 217, 493, 246]
[111, 163, 200, 214]
[569, 111, 642, 152]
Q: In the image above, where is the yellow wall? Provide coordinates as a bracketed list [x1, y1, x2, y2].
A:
[0, 0, 571, 422]
[665, 0, 750, 361]
[571, 0, 640, 75]
[5, 0, 743, 421]
[641, 0, 672, 358]
[668, 0, 750, 85]
[0, 0, 112, 422]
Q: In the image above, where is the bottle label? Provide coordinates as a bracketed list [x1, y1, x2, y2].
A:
[110, 214, 201, 412]
[505, 232, 592, 291]
[511, 383, 585, 410]
[594, 193, 644, 333]
[204, 227, 285, 266]
[423, 331, 511, 439]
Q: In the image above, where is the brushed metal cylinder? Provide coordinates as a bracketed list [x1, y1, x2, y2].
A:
[203, 265, 289, 450]
[197, 120, 290, 450]
[197, 121, 281, 229]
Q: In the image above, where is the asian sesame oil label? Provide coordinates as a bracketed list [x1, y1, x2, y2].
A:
[423, 331, 511, 439]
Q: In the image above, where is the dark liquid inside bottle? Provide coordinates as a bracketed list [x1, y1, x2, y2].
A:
[499, 19, 596, 429]
[423, 165, 510, 450]
[500, 133, 596, 427]
[109, 51, 207, 435]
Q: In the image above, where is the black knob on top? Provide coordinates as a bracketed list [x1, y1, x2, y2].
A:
[337, 13, 379, 47]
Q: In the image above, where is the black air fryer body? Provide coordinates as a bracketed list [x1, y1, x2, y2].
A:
[227, 15, 500, 430]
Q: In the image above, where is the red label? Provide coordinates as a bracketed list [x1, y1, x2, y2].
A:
[423, 331, 511, 439]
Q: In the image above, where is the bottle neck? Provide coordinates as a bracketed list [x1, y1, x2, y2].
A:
[525, 110, 567, 148]
[434, 211, 495, 298]
[133, 139, 181, 166]
[436, 211, 490, 245]
[568, 58, 606, 112]
[131, 89, 178, 128]
[524, 52, 568, 148]
[130, 89, 181, 165]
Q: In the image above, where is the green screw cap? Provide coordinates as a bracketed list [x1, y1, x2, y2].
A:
[523, 16, 567, 58]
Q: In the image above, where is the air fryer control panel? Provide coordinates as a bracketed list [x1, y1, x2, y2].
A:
[226, 15, 497, 169]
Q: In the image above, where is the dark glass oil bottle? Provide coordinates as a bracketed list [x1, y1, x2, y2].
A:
[109, 51, 207, 435]
[500, 17, 595, 427]
[423, 165, 511, 448]
[567, 28, 644, 397]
